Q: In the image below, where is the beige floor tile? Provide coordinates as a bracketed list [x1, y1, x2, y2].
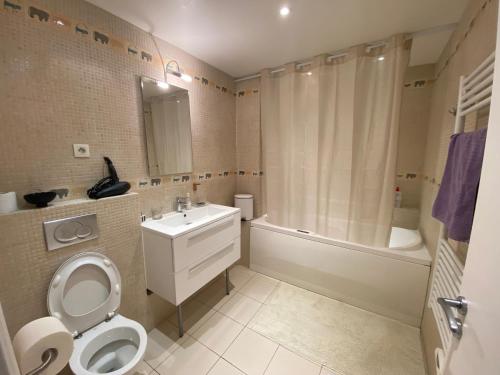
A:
[133, 361, 155, 375]
[229, 265, 256, 290]
[156, 336, 219, 375]
[195, 275, 237, 310]
[223, 328, 278, 375]
[167, 298, 217, 334]
[148, 268, 425, 375]
[144, 320, 189, 369]
[264, 346, 321, 375]
[239, 274, 279, 303]
[208, 358, 246, 375]
[191, 311, 244, 355]
[249, 282, 425, 375]
[218, 292, 262, 325]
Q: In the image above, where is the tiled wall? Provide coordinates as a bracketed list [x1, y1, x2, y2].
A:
[0, 193, 174, 337]
[0, 0, 237, 352]
[418, 0, 498, 374]
[0, 0, 237, 215]
[396, 64, 434, 210]
[235, 78, 264, 218]
[234, 78, 262, 266]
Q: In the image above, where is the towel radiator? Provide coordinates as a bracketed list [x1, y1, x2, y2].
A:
[428, 50, 495, 357]
[429, 239, 464, 352]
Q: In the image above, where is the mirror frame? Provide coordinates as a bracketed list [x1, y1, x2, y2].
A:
[139, 75, 194, 176]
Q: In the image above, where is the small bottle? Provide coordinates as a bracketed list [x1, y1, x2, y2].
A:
[394, 186, 402, 208]
[185, 192, 192, 210]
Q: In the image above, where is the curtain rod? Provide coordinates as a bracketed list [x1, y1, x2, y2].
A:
[234, 41, 391, 82]
[233, 24, 457, 83]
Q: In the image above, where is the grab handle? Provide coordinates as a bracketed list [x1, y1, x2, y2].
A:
[187, 217, 234, 243]
[189, 241, 234, 274]
[26, 348, 58, 375]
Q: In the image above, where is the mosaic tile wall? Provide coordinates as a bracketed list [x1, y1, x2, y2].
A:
[0, 0, 237, 352]
[0, 193, 174, 338]
[234, 78, 263, 266]
[235, 78, 264, 219]
[0, 0, 237, 214]
[396, 64, 435, 210]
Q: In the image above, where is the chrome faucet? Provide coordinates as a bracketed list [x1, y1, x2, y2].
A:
[176, 197, 187, 212]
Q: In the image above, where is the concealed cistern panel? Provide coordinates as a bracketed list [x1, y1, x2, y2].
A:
[43, 214, 99, 251]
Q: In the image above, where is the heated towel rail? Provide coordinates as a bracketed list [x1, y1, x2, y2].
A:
[428, 50, 495, 358]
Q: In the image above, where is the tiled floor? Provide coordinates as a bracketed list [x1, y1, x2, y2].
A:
[134, 266, 426, 375]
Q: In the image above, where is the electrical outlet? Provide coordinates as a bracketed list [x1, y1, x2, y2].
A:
[73, 144, 90, 158]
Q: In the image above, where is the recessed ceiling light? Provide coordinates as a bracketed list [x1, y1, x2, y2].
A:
[280, 6, 290, 17]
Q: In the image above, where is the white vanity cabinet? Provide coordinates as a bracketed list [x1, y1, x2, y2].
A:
[141, 204, 241, 334]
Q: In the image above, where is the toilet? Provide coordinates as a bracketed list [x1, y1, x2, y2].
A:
[47, 252, 147, 374]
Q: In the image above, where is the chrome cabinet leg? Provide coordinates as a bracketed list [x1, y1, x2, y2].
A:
[177, 304, 184, 337]
[225, 268, 230, 295]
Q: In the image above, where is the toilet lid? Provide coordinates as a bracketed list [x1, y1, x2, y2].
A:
[47, 252, 121, 335]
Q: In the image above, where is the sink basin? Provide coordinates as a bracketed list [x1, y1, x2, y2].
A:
[141, 204, 240, 238]
[142, 202, 241, 315]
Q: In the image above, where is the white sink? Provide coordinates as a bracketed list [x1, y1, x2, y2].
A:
[141, 203, 240, 238]
[141, 202, 241, 325]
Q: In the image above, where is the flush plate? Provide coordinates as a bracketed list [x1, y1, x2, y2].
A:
[43, 214, 99, 251]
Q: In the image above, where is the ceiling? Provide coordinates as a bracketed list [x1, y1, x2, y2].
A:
[87, 0, 469, 78]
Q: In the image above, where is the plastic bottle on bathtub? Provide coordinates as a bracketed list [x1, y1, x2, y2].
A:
[394, 186, 402, 208]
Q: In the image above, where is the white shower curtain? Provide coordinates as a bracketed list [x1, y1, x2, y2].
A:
[261, 35, 410, 247]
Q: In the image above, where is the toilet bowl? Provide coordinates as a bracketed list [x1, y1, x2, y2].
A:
[47, 252, 147, 374]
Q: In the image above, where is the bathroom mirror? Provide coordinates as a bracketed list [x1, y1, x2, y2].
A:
[140, 76, 193, 176]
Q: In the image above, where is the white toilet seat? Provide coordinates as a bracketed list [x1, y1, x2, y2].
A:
[69, 314, 147, 375]
[47, 252, 122, 336]
[47, 252, 147, 375]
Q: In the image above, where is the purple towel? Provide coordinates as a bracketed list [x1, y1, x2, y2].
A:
[432, 128, 487, 242]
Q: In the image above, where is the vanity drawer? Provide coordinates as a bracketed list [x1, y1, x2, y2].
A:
[172, 213, 240, 272]
[174, 237, 241, 304]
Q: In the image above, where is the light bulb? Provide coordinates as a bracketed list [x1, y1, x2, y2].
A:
[377, 56, 385, 61]
[280, 6, 290, 17]
[157, 81, 169, 89]
[181, 73, 193, 82]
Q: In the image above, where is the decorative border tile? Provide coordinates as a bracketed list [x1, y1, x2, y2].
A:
[403, 79, 435, 89]
[236, 170, 263, 177]
[396, 172, 420, 180]
[0, 0, 235, 97]
[236, 88, 260, 98]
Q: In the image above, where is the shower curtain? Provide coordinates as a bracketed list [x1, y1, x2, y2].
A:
[150, 92, 192, 175]
[261, 35, 410, 247]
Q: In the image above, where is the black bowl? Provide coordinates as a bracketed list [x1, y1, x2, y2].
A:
[24, 192, 57, 208]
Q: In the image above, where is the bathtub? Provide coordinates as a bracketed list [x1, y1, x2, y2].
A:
[250, 215, 432, 327]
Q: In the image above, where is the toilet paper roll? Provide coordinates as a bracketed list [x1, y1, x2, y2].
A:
[0, 192, 18, 213]
[12, 317, 73, 375]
